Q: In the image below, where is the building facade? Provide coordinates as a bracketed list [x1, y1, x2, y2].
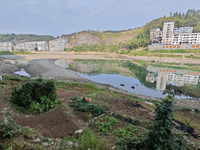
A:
[150, 21, 200, 49]
[0, 42, 13, 51]
[162, 21, 175, 45]
[36, 41, 47, 51]
[49, 38, 68, 52]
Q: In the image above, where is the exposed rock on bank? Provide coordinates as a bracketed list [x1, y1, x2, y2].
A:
[0, 60, 20, 75]
[73, 33, 102, 46]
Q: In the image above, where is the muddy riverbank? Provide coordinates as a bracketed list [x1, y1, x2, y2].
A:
[1, 53, 200, 109]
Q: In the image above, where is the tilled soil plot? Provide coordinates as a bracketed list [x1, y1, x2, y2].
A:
[92, 94, 154, 122]
[14, 109, 77, 138]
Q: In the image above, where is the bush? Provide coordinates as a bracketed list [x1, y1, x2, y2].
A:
[10, 77, 58, 112]
[116, 92, 189, 150]
[70, 97, 106, 116]
[0, 118, 20, 137]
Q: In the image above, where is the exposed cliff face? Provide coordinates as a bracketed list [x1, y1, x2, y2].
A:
[73, 61, 102, 73]
[72, 33, 102, 46]
[72, 61, 132, 75]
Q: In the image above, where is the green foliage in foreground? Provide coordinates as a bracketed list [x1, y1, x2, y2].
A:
[61, 128, 111, 150]
[76, 129, 111, 150]
[10, 77, 58, 112]
[69, 97, 106, 117]
[0, 118, 20, 137]
[116, 93, 189, 150]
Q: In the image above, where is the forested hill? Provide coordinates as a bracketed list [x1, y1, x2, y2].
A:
[0, 34, 55, 42]
[61, 9, 200, 52]
[1, 9, 200, 51]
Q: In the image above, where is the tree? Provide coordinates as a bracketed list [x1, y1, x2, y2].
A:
[117, 92, 189, 150]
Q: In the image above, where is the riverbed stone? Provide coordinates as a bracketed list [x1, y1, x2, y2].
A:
[42, 142, 48, 147]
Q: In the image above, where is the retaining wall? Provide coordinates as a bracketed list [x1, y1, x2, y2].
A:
[149, 44, 200, 51]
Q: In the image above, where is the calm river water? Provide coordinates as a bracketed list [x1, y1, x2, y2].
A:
[55, 59, 200, 99]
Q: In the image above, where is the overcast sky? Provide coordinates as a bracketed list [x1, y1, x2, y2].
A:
[0, 0, 199, 37]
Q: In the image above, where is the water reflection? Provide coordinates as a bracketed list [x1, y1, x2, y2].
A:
[146, 66, 200, 91]
[55, 59, 200, 98]
[54, 59, 69, 68]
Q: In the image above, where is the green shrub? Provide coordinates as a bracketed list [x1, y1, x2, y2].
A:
[10, 77, 58, 112]
[70, 97, 106, 117]
[116, 93, 189, 150]
[0, 118, 20, 137]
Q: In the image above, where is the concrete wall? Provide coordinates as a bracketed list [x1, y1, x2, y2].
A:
[149, 44, 200, 51]
[0, 42, 13, 51]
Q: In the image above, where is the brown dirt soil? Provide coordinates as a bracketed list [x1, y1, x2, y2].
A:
[92, 94, 154, 122]
[56, 88, 83, 101]
[12, 89, 85, 138]
[13, 108, 77, 138]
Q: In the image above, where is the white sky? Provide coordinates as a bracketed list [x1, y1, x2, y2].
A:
[0, 0, 199, 37]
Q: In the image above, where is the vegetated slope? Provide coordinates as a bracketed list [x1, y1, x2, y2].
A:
[64, 9, 200, 53]
[0, 33, 55, 42]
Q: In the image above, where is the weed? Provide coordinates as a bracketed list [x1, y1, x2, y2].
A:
[88, 114, 92, 119]
[10, 77, 58, 112]
[69, 97, 106, 117]
[94, 116, 119, 135]
[76, 129, 111, 150]
[0, 118, 20, 137]
[104, 102, 108, 107]
[112, 124, 139, 137]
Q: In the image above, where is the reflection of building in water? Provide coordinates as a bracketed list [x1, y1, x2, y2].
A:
[54, 59, 69, 68]
[146, 66, 200, 91]
[156, 72, 167, 91]
[167, 73, 184, 87]
[146, 73, 157, 83]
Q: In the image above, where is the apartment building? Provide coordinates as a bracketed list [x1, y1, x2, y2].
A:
[162, 21, 175, 45]
[36, 41, 47, 51]
[0, 41, 12, 51]
[25, 42, 36, 51]
[174, 26, 193, 34]
[150, 22, 200, 46]
[49, 38, 68, 52]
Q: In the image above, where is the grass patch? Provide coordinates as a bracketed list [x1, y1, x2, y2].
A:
[61, 128, 111, 150]
[147, 53, 182, 58]
[2, 75, 29, 81]
[185, 55, 200, 59]
[174, 113, 200, 134]
[0, 50, 33, 55]
[151, 49, 200, 53]
[129, 49, 149, 56]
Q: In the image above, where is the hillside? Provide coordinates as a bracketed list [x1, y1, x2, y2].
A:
[0, 9, 199, 53]
[0, 34, 55, 42]
[63, 9, 200, 53]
